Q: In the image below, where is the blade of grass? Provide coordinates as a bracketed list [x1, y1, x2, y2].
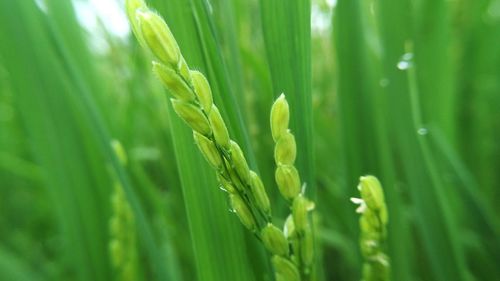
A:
[260, 0, 314, 197]
[455, 0, 500, 210]
[413, 0, 455, 140]
[332, 1, 414, 280]
[0, 1, 171, 280]
[375, 0, 469, 278]
[0, 247, 41, 281]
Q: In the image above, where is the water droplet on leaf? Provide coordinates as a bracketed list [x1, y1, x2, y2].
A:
[417, 127, 428, 135]
[397, 53, 414, 70]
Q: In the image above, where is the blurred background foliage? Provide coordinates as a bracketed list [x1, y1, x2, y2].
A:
[0, 0, 499, 280]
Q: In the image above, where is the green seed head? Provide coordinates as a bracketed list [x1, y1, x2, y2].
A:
[125, 0, 147, 47]
[380, 205, 389, 225]
[109, 184, 137, 280]
[217, 173, 236, 193]
[111, 139, 127, 166]
[362, 253, 390, 280]
[360, 234, 379, 257]
[301, 225, 314, 267]
[359, 213, 372, 233]
[359, 175, 385, 211]
[249, 171, 271, 215]
[193, 131, 222, 169]
[355, 175, 390, 281]
[274, 131, 296, 165]
[283, 214, 296, 239]
[275, 165, 301, 200]
[109, 239, 122, 267]
[178, 56, 191, 82]
[270, 93, 290, 142]
[292, 195, 308, 233]
[272, 255, 300, 281]
[230, 194, 256, 231]
[109, 216, 120, 237]
[191, 70, 213, 113]
[229, 140, 250, 184]
[137, 10, 180, 66]
[171, 99, 211, 136]
[153, 62, 195, 101]
[226, 161, 244, 192]
[209, 106, 230, 150]
[261, 223, 289, 256]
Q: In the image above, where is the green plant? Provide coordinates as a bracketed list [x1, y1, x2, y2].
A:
[109, 141, 137, 281]
[351, 176, 390, 281]
[1, 0, 499, 280]
[125, 0, 316, 280]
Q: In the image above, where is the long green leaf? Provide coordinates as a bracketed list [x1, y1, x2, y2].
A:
[260, 0, 314, 196]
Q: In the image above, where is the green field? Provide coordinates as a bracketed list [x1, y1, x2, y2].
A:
[0, 0, 499, 280]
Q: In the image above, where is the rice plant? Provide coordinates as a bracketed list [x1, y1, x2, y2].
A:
[0, 0, 499, 280]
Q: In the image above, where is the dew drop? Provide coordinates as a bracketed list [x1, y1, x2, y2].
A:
[397, 61, 411, 70]
[34, 0, 48, 13]
[417, 127, 428, 136]
[402, 53, 414, 61]
[397, 53, 414, 70]
[219, 185, 228, 193]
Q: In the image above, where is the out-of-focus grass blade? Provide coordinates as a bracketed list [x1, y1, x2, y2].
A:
[428, 127, 500, 236]
[376, 0, 469, 279]
[0, 152, 43, 182]
[0, 2, 110, 280]
[0, 1, 170, 280]
[455, 0, 500, 210]
[332, 1, 414, 280]
[260, 0, 314, 195]
[428, 126, 500, 280]
[0, 247, 41, 281]
[413, 0, 455, 139]
[331, 2, 372, 280]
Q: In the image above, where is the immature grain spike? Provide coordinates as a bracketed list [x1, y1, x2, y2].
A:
[109, 239, 122, 267]
[249, 171, 271, 215]
[301, 225, 314, 267]
[359, 175, 386, 213]
[292, 195, 308, 233]
[283, 214, 296, 239]
[229, 140, 250, 184]
[359, 212, 378, 234]
[230, 194, 256, 231]
[178, 56, 191, 82]
[137, 10, 180, 66]
[191, 70, 213, 113]
[171, 99, 211, 136]
[125, 0, 147, 47]
[226, 160, 244, 191]
[270, 93, 290, 141]
[217, 173, 237, 193]
[353, 175, 390, 281]
[109, 182, 137, 281]
[275, 165, 301, 200]
[272, 255, 300, 281]
[261, 223, 289, 256]
[193, 131, 222, 169]
[209, 106, 230, 150]
[153, 62, 195, 101]
[274, 131, 296, 165]
[111, 139, 128, 166]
